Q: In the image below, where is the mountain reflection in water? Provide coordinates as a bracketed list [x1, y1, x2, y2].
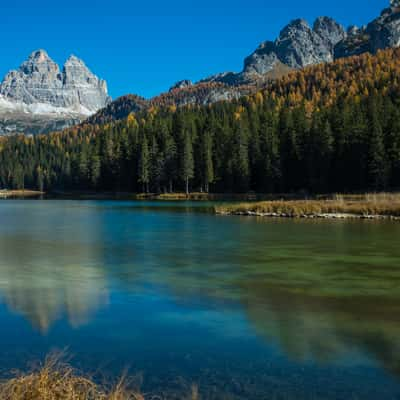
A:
[0, 200, 399, 398]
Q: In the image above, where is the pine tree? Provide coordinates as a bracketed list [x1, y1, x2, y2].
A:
[367, 106, 388, 190]
[36, 166, 44, 192]
[90, 154, 101, 189]
[386, 109, 400, 188]
[202, 131, 214, 192]
[181, 130, 194, 195]
[232, 118, 250, 193]
[163, 134, 177, 193]
[138, 134, 150, 193]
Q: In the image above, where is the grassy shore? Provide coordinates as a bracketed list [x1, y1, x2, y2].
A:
[0, 354, 201, 400]
[0, 190, 44, 199]
[0, 358, 141, 400]
[54, 191, 260, 201]
[215, 193, 400, 220]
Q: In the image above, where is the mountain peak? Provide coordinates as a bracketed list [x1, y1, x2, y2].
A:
[286, 19, 311, 31]
[313, 16, 342, 31]
[64, 54, 86, 66]
[19, 49, 59, 76]
[278, 19, 310, 39]
[313, 16, 346, 51]
[0, 49, 110, 121]
[169, 80, 193, 91]
[27, 49, 51, 62]
[391, 0, 400, 8]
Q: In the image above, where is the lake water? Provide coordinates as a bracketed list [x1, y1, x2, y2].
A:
[0, 200, 399, 399]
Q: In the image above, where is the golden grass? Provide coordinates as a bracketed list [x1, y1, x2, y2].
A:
[0, 353, 144, 400]
[216, 194, 400, 218]
[0, 190, 44, 199]
[135, 192, 210, 201]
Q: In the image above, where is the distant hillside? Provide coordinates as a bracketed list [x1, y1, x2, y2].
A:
[86, 82, 256, 126]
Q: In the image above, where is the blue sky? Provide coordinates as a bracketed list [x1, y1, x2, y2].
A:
[0, 0, 387, 99]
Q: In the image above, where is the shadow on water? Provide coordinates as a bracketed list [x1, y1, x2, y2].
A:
[0, 200, 399, 398]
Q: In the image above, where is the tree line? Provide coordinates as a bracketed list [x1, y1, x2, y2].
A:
[0, 48, 400, 194]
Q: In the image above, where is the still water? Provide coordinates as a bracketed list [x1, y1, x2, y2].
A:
[0, 200, 399, 399]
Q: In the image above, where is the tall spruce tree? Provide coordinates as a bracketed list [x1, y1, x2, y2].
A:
[182, 130, 194, 195]
[138, 134, 150, 193]
[367, 105, 388, 190]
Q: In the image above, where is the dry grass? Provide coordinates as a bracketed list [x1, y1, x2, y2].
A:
[135, 192, 210, 201]
[0, 353, 144, 400]
[0, 190, 44, 199]
[216, 194, 400, 219]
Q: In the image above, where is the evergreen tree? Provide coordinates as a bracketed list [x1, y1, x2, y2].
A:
[202, 130, 214, 192]
[367, 104, 388, 190]
[138, 134, 150, 193]
[181, 130, 194, 195]
[162, 134, 177, 193]
[90, 154, 101, 189]
[386, 109, 400, 188]
[232, 116, 250, 192]
[36, 166, 44, 192]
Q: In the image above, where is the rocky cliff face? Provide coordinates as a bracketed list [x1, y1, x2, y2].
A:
[204, 16, 346, 85]
[0, 50, 110, 134]
[273, 18, 336, 68]
[335, 2, 400, 59]
[314, 17, 348, 52]
[0, 50, 110, 115]
[205, 1, 400, 86]
[61, 55, 110, 113]
[169, 80, 193, 91]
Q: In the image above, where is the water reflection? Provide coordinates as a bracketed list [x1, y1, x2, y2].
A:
[243, 284, 400, 377]
[0, 201, 399, 388]
[0, 202, 108, 332]
[0, 259, 108, 332]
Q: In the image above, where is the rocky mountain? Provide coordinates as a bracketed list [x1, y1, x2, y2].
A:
[203, 16, 346, 85]
[87, 82, 248, 125]
[0, 50, 110, 135]
[4, 1, 400, 133]
[169, 80, 193, 90]
[204, 1, 400, 86]
[84, 1, 400, 127]
[335, 0, 400, 58]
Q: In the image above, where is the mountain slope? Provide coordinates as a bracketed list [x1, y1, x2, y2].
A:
[88, 0, 400, 127]
[87, 82, 251, 125]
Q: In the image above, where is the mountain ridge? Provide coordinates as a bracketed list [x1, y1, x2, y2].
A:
[87, 0, 400, 127]
[0, 50, 110, 135]
[1, 1, 399, 134]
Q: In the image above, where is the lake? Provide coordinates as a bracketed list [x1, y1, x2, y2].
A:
[0, 200, 399, 399]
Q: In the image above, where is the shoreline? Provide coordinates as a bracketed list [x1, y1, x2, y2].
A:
[0, 354, 198, 400]
[215, 198, 400, 221]
[0, 190, 44, 199]
[47, 191, 265, 201]
[216, 209, 400, 221]
[3, 190, 400, 223]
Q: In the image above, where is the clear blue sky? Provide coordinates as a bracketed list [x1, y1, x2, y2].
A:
[0, 0, 387, 99]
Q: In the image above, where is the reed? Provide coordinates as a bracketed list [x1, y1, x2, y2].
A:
[0, 353, 143, 400]
[215, 196, 400, 219]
